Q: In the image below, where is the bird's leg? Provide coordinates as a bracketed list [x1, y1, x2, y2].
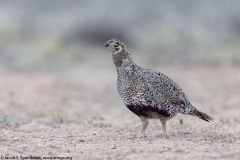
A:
[160, 120, 167, 137]
[140, 117, 149, 136]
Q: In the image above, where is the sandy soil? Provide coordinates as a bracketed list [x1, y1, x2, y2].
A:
[0, 67, 240, 159]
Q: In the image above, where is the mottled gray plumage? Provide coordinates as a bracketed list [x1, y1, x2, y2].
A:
[105, 38, 213, 136]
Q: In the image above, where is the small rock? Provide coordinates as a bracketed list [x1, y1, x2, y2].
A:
[12, 137, 18, 141]
[179, 119, 183, 125]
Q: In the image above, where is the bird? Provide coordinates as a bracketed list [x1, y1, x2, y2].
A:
[105, 38, 213, 137]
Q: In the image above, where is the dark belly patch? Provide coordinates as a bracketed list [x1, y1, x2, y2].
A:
[126, 105, 171, 118]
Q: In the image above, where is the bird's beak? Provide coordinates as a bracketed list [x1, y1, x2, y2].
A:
[104, 41, 110, 47]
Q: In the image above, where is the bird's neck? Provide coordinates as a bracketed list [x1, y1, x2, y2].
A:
[112, 51, 137, 72]
[112, 51, 134, 67]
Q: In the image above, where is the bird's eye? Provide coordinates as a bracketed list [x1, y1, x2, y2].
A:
[116, 42, 119, 45]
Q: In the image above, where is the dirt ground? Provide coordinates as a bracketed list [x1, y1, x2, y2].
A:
[0, 66, 240, 159]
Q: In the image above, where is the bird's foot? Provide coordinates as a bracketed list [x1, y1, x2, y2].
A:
[138, 132, 147, 138]
[155, 133, 169, 139]
[163, 134, 169, 139]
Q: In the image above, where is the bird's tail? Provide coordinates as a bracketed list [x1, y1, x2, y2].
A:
[192, 109, 213, 122]
[179, 104, 213, 122]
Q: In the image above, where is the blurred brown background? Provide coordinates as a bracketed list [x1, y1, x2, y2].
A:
[1, 0, 240, 121]
[1, 0, 240, 72]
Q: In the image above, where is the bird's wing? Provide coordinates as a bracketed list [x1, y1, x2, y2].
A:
[142, 69, 189, 107]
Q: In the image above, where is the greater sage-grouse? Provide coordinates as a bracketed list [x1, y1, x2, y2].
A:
[105, 38, 213, 136]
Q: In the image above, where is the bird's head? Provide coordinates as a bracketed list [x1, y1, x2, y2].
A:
[104, 38, 127, 54]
